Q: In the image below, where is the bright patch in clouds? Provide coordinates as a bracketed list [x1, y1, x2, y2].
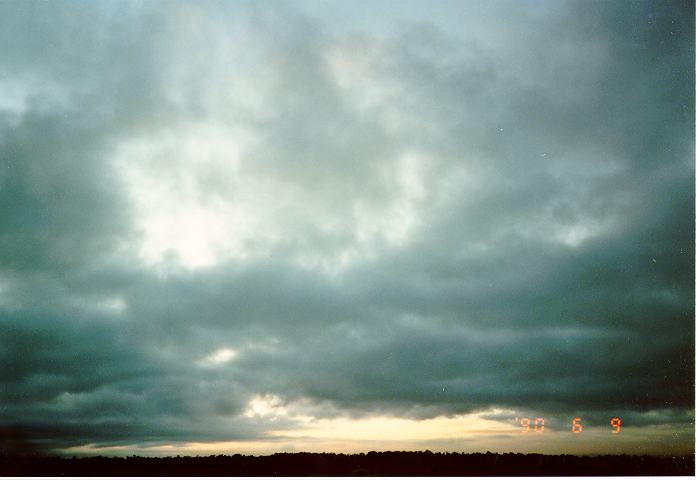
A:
[114, 119, 434, 274]
[113, 123, 257, 268]
[198, 348, 238, 367]
[243, 394, 287, 418]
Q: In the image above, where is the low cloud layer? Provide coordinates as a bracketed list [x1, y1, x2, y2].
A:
[0, 0, 693, 455]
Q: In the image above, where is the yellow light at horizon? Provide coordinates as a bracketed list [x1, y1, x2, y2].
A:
[269, 412, 516, 442]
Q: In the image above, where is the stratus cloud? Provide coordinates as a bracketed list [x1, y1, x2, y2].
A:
[0, 0, 692, 456]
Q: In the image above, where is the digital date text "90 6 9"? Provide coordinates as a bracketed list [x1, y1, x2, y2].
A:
[519, 417, 621, 433]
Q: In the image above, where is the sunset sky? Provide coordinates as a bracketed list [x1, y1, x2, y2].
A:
[0, 0, 693, 457]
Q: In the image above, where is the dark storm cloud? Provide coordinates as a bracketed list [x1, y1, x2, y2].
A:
[0, 0, 692, 453]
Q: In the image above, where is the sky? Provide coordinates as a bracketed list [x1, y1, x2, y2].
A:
[0, 0, 693, 457]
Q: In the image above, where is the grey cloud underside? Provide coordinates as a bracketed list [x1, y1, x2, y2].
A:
[0, 0, 693, 451]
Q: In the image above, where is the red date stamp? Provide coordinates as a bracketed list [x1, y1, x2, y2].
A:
[518, 417, 622, 433]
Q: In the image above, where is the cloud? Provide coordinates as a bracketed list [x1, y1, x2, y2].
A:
[0, 0, 692, 455]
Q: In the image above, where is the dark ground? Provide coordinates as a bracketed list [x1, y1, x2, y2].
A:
[0, 451, 693, 476]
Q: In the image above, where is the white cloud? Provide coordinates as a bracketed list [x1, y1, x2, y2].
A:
[198, 348, 238, 367]
[243, 394, 287, 418]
